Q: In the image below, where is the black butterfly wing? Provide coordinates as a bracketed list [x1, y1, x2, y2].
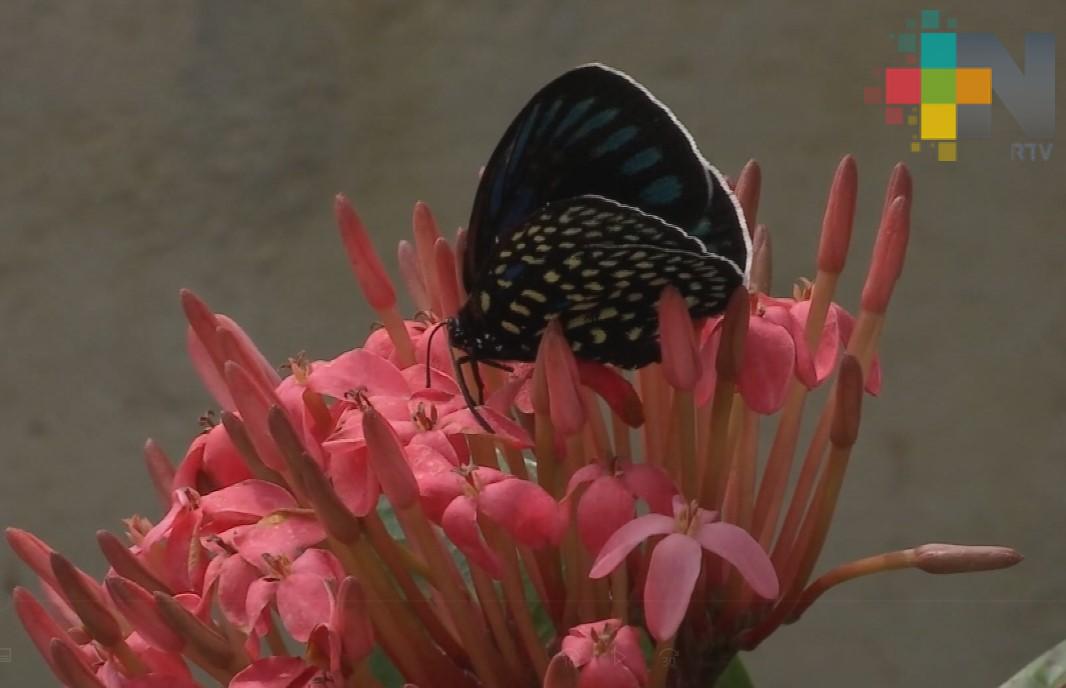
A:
[465, 63, 720, 291]
[459, 196, 742, 367]
[695, 164, 752, 276]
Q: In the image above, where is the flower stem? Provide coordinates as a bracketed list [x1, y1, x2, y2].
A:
[470, 565, 526, 678]
[483, 521, 550, 680]
[394, 500, 510, 688]
[698, 378, 736, 507]
[649, 635, 676, 688]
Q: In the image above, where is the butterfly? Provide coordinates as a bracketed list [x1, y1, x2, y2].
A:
[446, 63, 750, 373]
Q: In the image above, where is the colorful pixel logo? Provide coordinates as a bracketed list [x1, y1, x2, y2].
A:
[865, 10, 1055, 162]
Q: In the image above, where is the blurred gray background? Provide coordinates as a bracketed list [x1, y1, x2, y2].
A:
[1, 2, 1064, 686]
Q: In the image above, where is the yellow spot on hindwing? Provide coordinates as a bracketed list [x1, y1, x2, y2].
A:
[480, 292, 491, 311]
[501, 321, 521, 334]
[626, 327, 642, 341]
[521, 289, 547, 303]
[544, 270, 561, 283]
[510, 302, 531, 316]
[591, 328, 607, 344]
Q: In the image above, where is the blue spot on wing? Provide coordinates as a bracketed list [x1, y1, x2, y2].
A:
[535, 99, 564, 139]
[503, 263, 526, 280]
[691, 218, 712, 238]
[489, 158, 508, 215]
[500, 186, 536, 231]
[550, 98, 595, 142]
[504, 102, 541, 181]
[592, 125, 638, 157]
[564, 108, 619, 147]
[622, 147, 663, 174]
[639, 176, 683, 205]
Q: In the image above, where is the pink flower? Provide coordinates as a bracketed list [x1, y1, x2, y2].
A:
[230, 655, 334, 688]
[696, 294, 802, 414]
[417, 465, 563, 578]
[559, 619, 648, 687]
[172, 422, 254, 492]
[589, 497, 778, 641]
[695, 292, 877, 413]
[201, 502, 332, 640]
[316, 353, 530, 517]
[564, 461, 677, 557]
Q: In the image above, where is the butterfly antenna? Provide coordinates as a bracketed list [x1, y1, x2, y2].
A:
[424, 320, 448, 389]
[470, 359, 487, 405]
[446, 338, 494, 434]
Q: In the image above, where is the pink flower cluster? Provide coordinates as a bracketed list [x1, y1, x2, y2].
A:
[8, 158, 1021, 688]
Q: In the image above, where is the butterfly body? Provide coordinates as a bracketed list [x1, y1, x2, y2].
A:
[450, 64, 750, 369]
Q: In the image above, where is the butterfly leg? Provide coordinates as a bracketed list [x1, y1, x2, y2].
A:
[450, 351, 494, 433]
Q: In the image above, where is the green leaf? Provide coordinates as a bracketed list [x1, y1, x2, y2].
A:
[715, 656, 755, 688]
[368, 646, 403, 684]
[999, 638, 1066, 688]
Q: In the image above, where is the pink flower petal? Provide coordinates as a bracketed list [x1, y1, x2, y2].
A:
[560, 633, 594, 668]
[582, 656, 642, 688]
[613, 625, 648, 684]
[408, 430, 460, 466]
[234, 511, 326, 565]
[577, 476, 635, 556]
[485, 364, 532, 415]
[218, 555, 261, 628]
[643, 533, 702, 642]
[414, 468, 467, 524]
[307, 349, 409, 399]
[436, 406, 533, 448]
[695, 521, 779, 599]
[563, 464, 607, 501]
[441, 497, 502, 578]
[790, 299, 841, 387]
[577, 362, 645, 428]
[292, 548, 344, 580]
[512, 368, 535, 415]
[588, 514, 675, 579]
[200, 424, 254, 488]
[276, 573, 332, 642]
[200, 480, 297, 532]
[230, 656, 318, 688]
[828, 305, 883, 395]
[737, 317, 795, 414]
[478, 475, 562, 547]
[328, 448, 380, 518]
[762, 301, 817, 389]
[402, 364, 460, 395]
[245, 578, 280, 634]
[620, 463, 678, 516]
